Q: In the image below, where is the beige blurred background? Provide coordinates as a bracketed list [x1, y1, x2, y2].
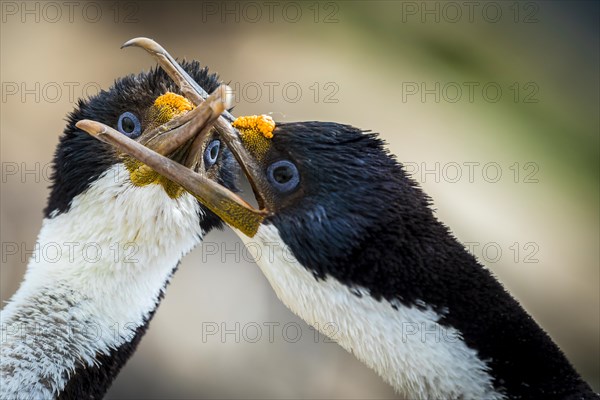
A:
[1, 1, 598, 398]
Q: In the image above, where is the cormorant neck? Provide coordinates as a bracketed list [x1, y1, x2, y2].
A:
[1, 164, 204, 399]
[242, 204, 595, 398]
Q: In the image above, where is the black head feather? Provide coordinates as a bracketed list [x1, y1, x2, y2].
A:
[44, 61, 238, 232]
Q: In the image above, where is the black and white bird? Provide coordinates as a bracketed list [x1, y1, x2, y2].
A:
[0, 39, 237, 399]
[124, 113, 599, 397]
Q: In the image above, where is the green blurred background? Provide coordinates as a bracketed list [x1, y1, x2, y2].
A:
[1, 1, 598, 398]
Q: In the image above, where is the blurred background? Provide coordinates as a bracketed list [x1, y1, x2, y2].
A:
[1, 1, 598, 398]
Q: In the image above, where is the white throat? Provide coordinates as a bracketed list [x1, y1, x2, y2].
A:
[237, 224, 505, 399]
[1, 164, 204, 399]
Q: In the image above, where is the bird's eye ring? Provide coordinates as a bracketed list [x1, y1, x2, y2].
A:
[267, 160, 300, 193]
[204, 139, 221, 168]
[117, 112, 142, 138]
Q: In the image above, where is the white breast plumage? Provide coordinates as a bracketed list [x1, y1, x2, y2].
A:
[236, 223, 505, 400]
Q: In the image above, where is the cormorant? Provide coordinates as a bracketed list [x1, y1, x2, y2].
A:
[0, 39, 237, 399]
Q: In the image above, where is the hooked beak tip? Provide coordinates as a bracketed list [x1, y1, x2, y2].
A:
[121, 37, 164, 53]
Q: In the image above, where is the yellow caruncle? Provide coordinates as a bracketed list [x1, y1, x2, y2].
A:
[232, 114, 276, 162]
[146, 92, 194, 130]
[125, 92, 194, 198]
[232, 114, 275, 139]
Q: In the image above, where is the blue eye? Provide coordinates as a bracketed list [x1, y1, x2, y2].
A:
[204, 139, 221, 168]
[117, 112, 142, 138]
[267, 160, 300, 193]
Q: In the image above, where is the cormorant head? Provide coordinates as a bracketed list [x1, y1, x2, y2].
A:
[46, 60, 238, 233]
[232, 122, 429, 268]
[218, 121, 432, 275]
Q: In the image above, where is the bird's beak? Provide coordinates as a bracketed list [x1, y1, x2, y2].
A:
[77, 37, 269, 237]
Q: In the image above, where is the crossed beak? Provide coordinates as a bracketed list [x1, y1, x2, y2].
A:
[76, 37, 269, 237]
